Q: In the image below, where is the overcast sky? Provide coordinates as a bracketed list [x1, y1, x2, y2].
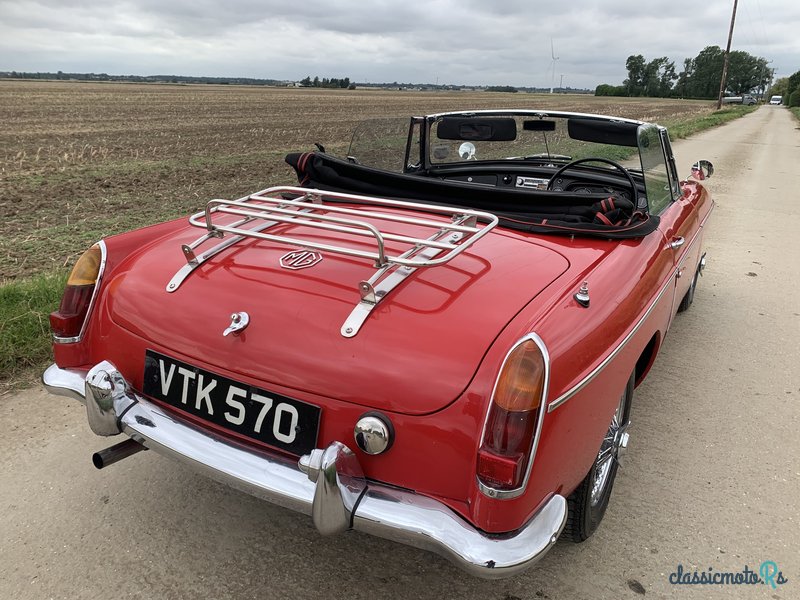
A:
[0, 0, 797, 88]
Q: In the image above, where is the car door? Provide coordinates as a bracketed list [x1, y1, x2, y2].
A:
[640, 127, 700, 318]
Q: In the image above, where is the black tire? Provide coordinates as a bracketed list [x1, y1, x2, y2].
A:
[677, 263, 701, 313]
[563, 372, 634, 542]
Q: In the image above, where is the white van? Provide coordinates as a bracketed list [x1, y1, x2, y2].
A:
[769, 96, 782, 105]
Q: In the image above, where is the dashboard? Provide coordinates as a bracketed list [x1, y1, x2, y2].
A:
[438, 171, 635, 202]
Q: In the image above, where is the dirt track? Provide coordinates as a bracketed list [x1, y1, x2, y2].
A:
[1, 106, 798, 599]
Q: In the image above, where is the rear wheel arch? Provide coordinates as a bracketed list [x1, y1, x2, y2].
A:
[634, 331, 661, 387]
[563, 370, 634, 542]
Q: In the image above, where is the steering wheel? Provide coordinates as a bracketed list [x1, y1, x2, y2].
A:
[547, 157, 639, 205]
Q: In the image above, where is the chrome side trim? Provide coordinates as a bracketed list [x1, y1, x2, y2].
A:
[43, 362, 567, 579]
[547, 271, 673, 412]
[53, 240, 107, 345]
[476, 332, 550, 500]
[547, 228, 705, 413]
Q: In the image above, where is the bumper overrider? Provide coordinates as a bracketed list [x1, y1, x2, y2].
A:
[43, 361, 566, 578]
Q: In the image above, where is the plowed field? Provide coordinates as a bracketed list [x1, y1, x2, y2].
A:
[0, 81, 717, 279]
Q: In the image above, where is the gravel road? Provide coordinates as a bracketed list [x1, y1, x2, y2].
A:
[1, 106, 798, 600]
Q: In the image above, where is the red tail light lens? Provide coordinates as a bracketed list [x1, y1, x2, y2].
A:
[477, 338, 547, 493]
[50, 244, 103, 340]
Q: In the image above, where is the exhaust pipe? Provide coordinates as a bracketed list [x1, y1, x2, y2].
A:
[92, 438, 147, 469]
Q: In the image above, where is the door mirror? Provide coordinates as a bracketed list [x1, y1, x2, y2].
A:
[690, 160, 714, 180]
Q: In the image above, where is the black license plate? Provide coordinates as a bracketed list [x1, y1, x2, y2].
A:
[142, 350, 320, 456]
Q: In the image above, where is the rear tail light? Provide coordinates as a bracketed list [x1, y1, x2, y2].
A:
[477, 335, 548, 496]
[50, 243, 104, 340]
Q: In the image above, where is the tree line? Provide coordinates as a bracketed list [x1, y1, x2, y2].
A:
[298, 76, 353, 89]
[0, 71, 286, 86]
[595, 46, 781, 99]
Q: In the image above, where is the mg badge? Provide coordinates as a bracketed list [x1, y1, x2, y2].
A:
[280, 250, 323, 270]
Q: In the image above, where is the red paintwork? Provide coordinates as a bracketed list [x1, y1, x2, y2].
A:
[53, 175, 713, 535]
[105, 214, 570, 415]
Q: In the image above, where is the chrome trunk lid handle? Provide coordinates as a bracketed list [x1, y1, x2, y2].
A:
[223, 312, 250, 336]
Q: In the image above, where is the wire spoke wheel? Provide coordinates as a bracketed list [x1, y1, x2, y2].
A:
[590, 390, 629, 506]
[564, 371, 634, 542]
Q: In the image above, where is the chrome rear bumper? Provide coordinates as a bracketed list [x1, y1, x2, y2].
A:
[43, 361, 566, 578]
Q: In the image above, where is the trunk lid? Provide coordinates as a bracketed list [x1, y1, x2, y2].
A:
[109, 218, 569, 415]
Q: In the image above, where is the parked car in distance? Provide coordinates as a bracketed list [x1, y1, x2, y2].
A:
[722, 94, 757, 105]
[769, 95, 783, 105]
[43, 109, 715, 578]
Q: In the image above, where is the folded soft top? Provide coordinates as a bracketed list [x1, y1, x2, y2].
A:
[285, 152, 659, 239]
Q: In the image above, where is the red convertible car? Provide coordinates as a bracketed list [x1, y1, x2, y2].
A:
[43, 110, 713, 577]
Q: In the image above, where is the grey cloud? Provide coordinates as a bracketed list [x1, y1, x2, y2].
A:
[0, 0, 796, 88]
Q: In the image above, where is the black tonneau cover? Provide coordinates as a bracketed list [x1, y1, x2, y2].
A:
[286, 152, 659, 239]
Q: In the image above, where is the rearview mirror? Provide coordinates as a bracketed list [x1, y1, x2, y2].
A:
[437, 117, 517, 141]
[690, 160, 714, 180]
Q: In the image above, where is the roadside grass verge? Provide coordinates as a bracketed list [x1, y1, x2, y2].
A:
[663, 105, 758, 139]
[0, 271, 67, 393]
[790, 107, 800, 122]
[0, 103, 760, 389]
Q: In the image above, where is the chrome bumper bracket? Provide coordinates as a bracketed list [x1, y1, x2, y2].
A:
[85, 361, 138, 436]
[299, 442, 367, 536]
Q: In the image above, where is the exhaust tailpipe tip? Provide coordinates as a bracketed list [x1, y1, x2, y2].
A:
[92, 438, 147, 469]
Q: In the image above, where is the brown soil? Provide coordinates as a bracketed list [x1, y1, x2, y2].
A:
[0, 80, 716, 279]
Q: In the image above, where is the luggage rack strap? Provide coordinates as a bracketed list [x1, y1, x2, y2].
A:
[186, 186, 498, 269]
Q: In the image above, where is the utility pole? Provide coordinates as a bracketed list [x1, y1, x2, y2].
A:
[716, 0, 739, 110]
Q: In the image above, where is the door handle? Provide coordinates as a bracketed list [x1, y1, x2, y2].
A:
[669, 237, 685, 249]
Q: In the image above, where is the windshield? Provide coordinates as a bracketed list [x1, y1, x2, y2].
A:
[343, 112, 660, 183]
[428, 114, 636, 167]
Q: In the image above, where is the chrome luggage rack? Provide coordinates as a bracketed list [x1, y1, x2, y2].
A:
[167, 186, 498, 337]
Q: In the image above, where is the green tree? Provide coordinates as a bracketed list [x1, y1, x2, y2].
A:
[643, 57, 677, 97]
[623, 55, 677, 97]
[786, 70, 800, 103]
[678, 46, 770, 98]
[595, 84, 625, 96]
[683, 46, 724, 98]
[675, 58, 694, 97]
[726, 51, 769, 95]
[624, 55, 646, 95]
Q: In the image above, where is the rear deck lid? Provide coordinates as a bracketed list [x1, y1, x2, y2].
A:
[108, 212, 570, 415]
